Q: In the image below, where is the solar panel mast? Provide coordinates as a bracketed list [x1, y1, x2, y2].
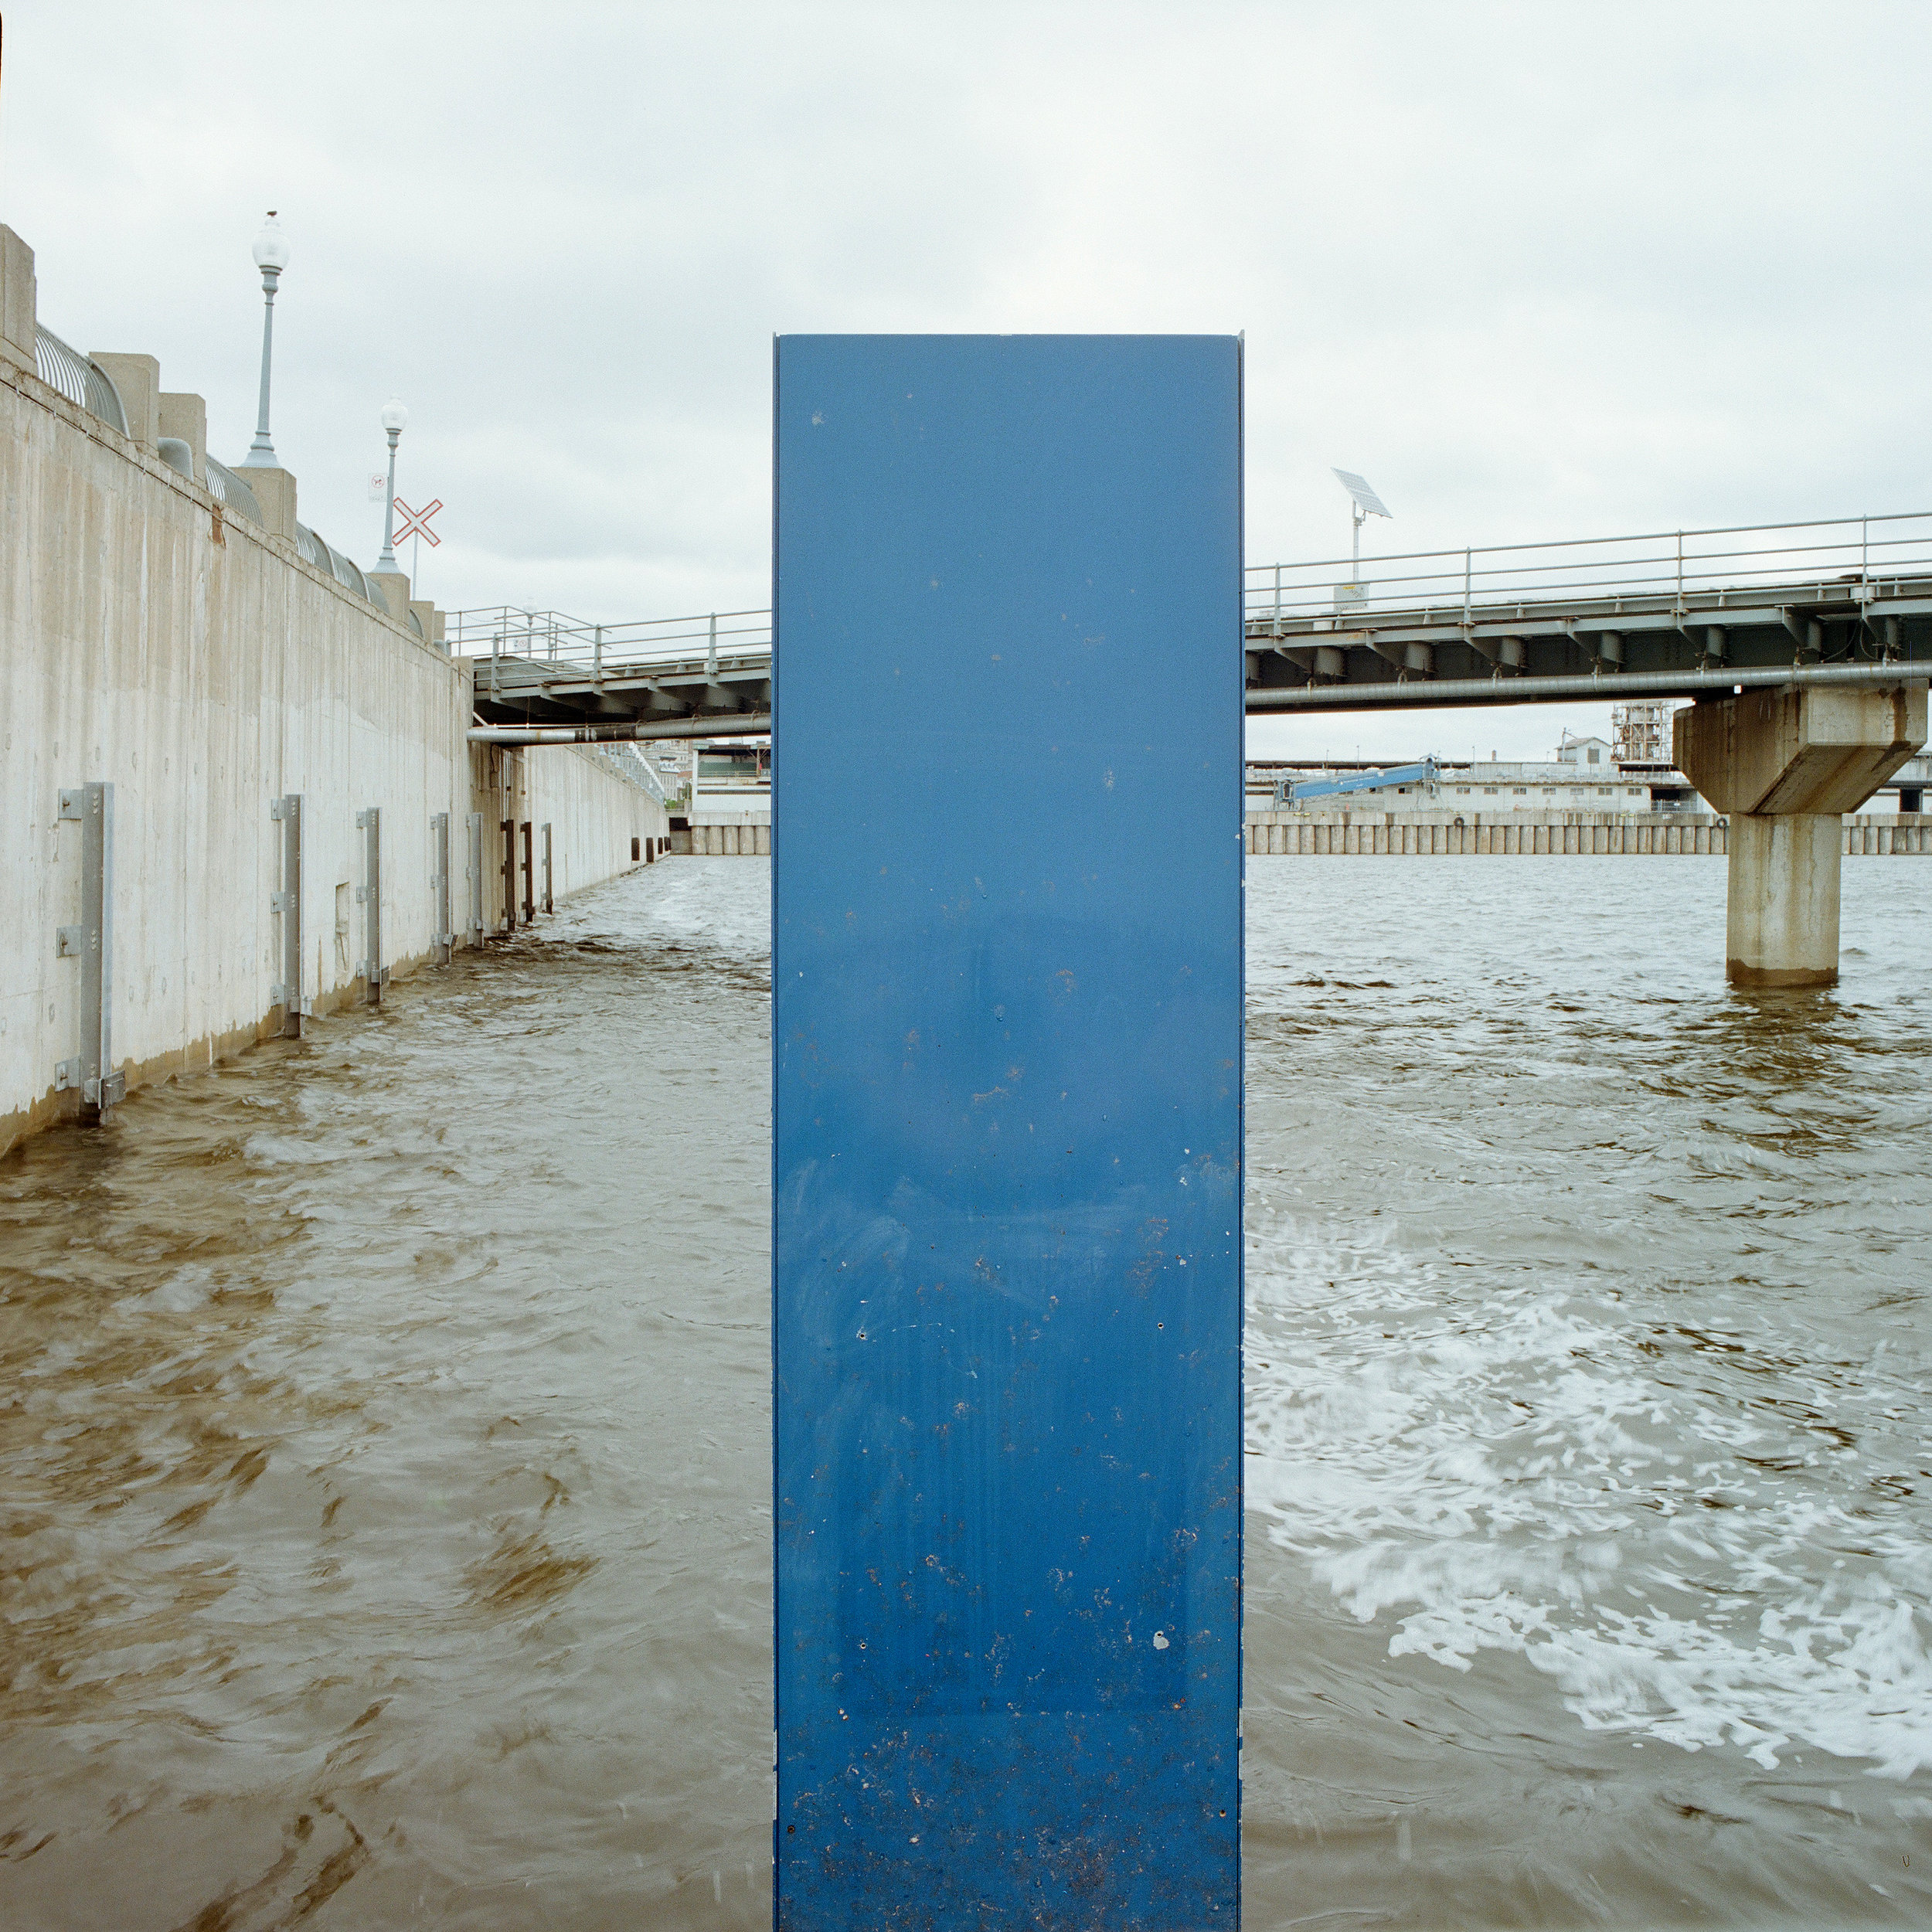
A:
[1331, 468, 1392, 610]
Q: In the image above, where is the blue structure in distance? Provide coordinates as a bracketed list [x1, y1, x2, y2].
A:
[773, 335, 1243, 1927]
[1281, 758, 1439, 805]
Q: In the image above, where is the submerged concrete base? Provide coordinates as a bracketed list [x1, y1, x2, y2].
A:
[1726, 812, 1842, 986]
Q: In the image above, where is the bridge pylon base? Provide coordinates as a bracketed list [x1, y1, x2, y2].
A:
[1725, 811, 1842, 987]
[1676, 683, 1926, 988]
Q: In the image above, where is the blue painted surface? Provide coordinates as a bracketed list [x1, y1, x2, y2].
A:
[773, 335, 1243, 1928]
[1287, 758, 1438, 803]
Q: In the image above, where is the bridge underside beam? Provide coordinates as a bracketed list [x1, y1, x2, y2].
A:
[1245, 587, 1932, 706]
[1245, 661, 1932, 713]
[468, 714, 771, 746]
[466, 654, 771, 727]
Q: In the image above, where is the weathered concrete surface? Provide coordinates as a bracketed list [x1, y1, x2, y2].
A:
[0, 225, 34, 374]
[1675, 684, 1927, 818]
[1724, 813, 1844, 986]
[1675, 684, 1927, 985]
[2, 344, 664, 1156]
[686, 822, 770, 855]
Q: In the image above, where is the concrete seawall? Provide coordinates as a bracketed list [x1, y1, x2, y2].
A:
[1243, 811, 1932, 856]
[2, 345, 664, 1155]
[677, 822, 770, 855]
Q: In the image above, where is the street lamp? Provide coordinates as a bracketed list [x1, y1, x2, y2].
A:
[374, 397, 409, 573]
[242, 212, 290, 469]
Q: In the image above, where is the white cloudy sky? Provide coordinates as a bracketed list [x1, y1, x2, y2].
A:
[5, 0, 1930, 759]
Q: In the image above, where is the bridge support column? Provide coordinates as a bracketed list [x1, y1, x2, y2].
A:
[1675, 683, 1925, 986]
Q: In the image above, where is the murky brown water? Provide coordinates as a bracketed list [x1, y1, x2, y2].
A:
[3, 854, 1931, 1927]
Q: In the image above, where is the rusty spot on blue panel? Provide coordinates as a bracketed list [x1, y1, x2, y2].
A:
[774, 335, 1243, 1927]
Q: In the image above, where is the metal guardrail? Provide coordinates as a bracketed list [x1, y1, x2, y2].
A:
[451, 512, 1932, 679]
[33, 324, 128, 434]
[601, 743, 674, 807]
[204, 457, 263, 524]
[1240, 512, 1932, 632]
[445, 604, 771, 674]
[295, 521, 390, 612]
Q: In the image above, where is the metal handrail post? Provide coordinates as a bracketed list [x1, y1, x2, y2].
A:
[1462, 548, 1471, 627]
[595, 624, 604, 684]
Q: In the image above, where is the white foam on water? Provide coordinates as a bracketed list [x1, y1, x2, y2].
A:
[1246, 1206, 1932, 1777]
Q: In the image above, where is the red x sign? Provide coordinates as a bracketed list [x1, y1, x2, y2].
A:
[393, 496, 442, 547]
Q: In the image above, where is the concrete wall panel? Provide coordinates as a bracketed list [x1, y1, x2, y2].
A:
[2, 359, 662, 1153]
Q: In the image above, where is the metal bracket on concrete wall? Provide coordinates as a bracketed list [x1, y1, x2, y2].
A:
[520, 821, 535, 924]
[466, 811, 485, 944]
[355, 807, 388, 1003]
[55, 781, 124, 1115]
[430, 811, 452, 964]
[542, 822, 553, 915]
[269, 794, 307, 1036]
[500, 818, 515, 933]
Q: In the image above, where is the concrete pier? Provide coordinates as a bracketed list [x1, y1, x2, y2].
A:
[1722, 813, 1844, 986]
[1675, 684, 1926, 985]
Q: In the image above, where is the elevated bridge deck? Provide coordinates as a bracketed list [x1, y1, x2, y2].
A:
[454, 512, 1932, 743]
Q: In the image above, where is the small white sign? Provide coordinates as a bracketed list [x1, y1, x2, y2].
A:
[368, 473, 386, 501]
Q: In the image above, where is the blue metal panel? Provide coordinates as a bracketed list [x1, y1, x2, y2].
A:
[774, 335, 1243, 1928]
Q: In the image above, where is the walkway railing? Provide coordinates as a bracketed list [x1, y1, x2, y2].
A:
[445, 604, 771, 672]
[34, 324, 129, 435]
[1240, 511, 1932, 632]
[204, 457, 263, 525]
[451, 511, 1932, 668]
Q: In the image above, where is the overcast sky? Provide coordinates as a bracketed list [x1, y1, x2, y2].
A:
[5, 1, 1930, 760]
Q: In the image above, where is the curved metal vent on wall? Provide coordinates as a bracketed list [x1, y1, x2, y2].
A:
[33, 325, 130, 435]
[295, 521, 387, 612]
[205, 457, 263, 524]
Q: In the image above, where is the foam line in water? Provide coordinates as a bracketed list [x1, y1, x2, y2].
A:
[1246, 1206, 1932, 1777]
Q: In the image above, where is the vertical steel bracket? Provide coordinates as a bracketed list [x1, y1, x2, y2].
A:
[520, 821, 535, 924]
[500, 818, 515, 933]
[466, 811, 485, 944]
[430, 811, 453, 963]
[355, 806, 387, 1002]
[269, 793, 307, 1034]
[542, 821, 554, 914]
[56, 781, 124, 1114]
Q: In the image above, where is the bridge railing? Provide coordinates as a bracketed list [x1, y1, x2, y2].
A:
[1243, 511, 1932, 632]
[452, 512, 1932, 668]
[445, 604, 773, 671]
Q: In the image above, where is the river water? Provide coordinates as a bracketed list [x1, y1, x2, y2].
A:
[2, 854, 1930, 1928]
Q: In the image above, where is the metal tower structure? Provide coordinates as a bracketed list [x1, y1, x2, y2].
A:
[1613, 697, 1675, 765]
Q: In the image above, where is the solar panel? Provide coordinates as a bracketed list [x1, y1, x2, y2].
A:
[1332, 468, 1393, 519]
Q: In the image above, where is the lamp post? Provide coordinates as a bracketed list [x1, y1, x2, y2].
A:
[374, 397, 408, 572]
[243, 212, 290, 468]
